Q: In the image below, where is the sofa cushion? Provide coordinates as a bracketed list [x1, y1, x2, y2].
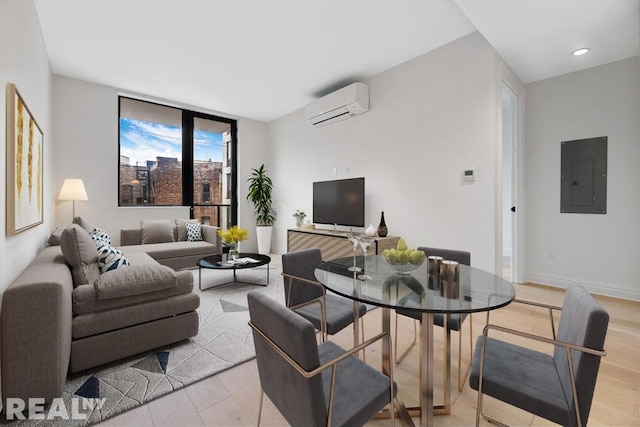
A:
[176, 219, 199, 241]
[95, 263, 177, 300]
[120, 241, 216, 260]
[120, 228, 142, 246]
[186, 222, 203, 242]
[72, 292, 200, 339]
[96, 244, 130, 273]
[48, 228, 63, 246]
[60, 224, 101, 287]
[73, 268, 193, 314]
[73, 216, 94, 233]
[141, 219, 175, 244]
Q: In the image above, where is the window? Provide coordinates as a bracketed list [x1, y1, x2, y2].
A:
[118, 97, 237, 227]
[201, 182, 211, 203]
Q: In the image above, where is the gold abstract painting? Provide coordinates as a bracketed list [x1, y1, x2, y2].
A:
[6, 83, 43, 235]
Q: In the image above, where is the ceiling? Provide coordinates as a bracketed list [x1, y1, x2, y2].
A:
[34, 0, 639, 123]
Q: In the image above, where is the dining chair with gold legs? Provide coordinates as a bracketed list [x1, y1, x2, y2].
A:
[394, 247, 473, 393]
[282, 248, 366, 349]
[470, 284, 608, 427]
[248, 291, 396, 427]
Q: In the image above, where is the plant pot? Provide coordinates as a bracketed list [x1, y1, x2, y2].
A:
[256, 225, 273, 255]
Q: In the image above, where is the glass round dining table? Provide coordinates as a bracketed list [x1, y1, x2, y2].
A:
[314, 255, 515, 427]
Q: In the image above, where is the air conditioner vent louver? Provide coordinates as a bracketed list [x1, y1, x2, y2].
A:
[305, 82, 369, 126]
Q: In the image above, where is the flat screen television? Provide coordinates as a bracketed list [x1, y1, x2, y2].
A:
[313, 177, 365, 227]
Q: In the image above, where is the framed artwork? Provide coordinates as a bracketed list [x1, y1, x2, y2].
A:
[6, 83, 43, 235]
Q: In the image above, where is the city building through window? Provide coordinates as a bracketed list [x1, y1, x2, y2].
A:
[118, 97, 237, 227]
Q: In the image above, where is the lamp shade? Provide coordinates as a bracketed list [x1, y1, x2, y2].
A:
[58, 179, 89, 201]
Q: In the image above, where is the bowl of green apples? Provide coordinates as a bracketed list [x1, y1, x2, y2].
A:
[382, 238, 426, 274]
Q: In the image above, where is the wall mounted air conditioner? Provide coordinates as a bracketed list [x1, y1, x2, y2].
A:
[305, 82, 369, 126]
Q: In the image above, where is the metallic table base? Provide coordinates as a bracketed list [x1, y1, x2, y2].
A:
[198, 264, 270, 290]
[375, 309, 451, 427]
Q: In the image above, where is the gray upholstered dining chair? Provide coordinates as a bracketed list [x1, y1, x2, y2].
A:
[394, 247, 473, 392]
[247, 291, 396, 427]
[470, 284, 608, 427]
[281, 248, 366, 342]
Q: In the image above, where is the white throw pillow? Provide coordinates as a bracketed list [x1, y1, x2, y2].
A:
[97, 244, 130, 273]
[186, 222, 203, 242]
[90, 227, 111, 246]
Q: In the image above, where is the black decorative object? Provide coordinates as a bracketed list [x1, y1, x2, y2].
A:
[377, 211, 388, 237]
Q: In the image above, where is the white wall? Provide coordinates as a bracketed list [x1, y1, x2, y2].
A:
[0, 0, 53, 292]
[525, 57, 640, 301]
[267, 32, 502, 272]
[0, 0, 53, 407]
[52, 75, 268, 250]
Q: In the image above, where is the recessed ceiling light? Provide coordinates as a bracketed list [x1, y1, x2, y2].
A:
[572, 48, 590, 56]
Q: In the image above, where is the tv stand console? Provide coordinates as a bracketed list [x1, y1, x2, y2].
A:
[287, 228, 399, 261]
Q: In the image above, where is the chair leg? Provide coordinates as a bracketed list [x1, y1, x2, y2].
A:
[257, 390, 264, 427]
[480, 409, 508, 426]
[393, 312, 417, 364]
[457, 313, 473, 392]
[475, 335, 509, 427]
[360, 317, 366, 361]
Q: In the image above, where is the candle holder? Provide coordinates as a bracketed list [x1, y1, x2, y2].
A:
[440, 260, 460, 299]
[440, 260, 460, 282]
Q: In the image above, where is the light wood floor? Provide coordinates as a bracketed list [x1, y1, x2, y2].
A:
[100, 281, 640, 427]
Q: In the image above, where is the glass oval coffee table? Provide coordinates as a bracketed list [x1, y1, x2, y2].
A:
[197, 253, 271, 290]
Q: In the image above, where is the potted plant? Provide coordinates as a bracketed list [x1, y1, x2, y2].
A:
[293, 210, 307, 227]
[247, 164, 276, 254]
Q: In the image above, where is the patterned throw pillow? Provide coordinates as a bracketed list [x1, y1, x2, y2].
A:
[186, 222, 203, 242]
[97, 244, 130, 273]
[91, 227, 111, 246]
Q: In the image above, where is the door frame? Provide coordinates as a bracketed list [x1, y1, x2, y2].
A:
[499, 65, 526, 284]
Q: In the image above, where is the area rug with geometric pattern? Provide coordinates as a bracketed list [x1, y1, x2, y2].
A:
[2, 264, 283, 426]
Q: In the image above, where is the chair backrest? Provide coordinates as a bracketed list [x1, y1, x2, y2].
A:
[554, 284, 609, 427]
[418, 246, 471, 266]
[247, 291, 328, 427]
[281, 248, 324, 307]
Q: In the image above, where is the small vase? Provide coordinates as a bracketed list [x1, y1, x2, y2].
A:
[296, 218, 302, 227]
[228, 243, 239, 261]
[365, 223, 377, 236]
[377, 211, 388, 237]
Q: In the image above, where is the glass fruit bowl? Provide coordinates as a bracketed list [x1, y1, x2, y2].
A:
[383, 254, 425, 275]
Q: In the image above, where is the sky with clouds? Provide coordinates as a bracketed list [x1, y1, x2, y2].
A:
[120, 118, 223, 166]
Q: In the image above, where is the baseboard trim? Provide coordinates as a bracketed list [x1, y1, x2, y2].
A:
[526, 273, 640, 302]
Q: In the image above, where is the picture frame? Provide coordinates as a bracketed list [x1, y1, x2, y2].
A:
[6, 83, 44, 235]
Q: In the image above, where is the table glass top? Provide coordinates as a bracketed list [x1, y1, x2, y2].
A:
[198, 253, 271, 270]
[314, 255, 515, 314]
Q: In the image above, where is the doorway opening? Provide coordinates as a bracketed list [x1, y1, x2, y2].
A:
[501, 84, 518, 282]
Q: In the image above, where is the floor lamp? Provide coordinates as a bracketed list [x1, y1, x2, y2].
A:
[58, 179, 89, 221]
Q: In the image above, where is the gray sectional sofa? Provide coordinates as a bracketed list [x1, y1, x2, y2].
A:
[119, 218, 222, 269]
[1, 219, 213, 409]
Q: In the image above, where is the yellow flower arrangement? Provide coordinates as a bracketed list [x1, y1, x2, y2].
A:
[217, 226, 249, 244]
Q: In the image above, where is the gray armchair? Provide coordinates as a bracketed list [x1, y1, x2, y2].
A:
[247, 291, 396, 427]
[281, 248, 366, 342]
[470, 284, 608, 426]
[394, 247, 473, 392]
